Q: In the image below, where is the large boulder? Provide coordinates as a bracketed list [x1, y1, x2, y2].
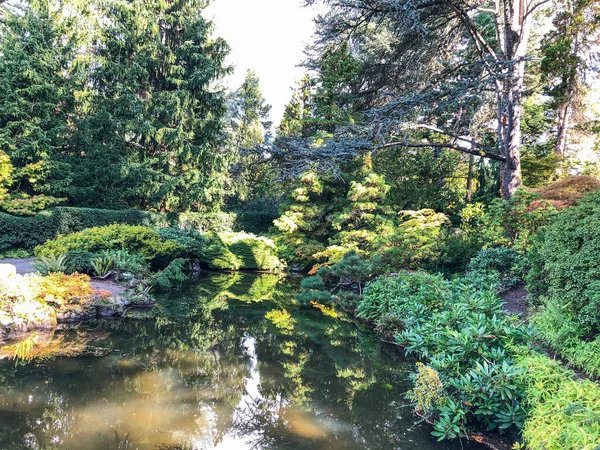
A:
[0, 264, 16, 278]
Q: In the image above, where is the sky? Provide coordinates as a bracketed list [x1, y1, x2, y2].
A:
[204, 0, 325, 126]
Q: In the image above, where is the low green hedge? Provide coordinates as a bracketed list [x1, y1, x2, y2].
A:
[34, 224, 183, 268]
[34, 225, 283, 272]
[0, 207, 236, 251]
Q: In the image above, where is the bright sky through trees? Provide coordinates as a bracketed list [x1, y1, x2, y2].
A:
[205, 0, 324, 125]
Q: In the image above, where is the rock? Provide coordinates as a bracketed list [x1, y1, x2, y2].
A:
[0, 264, 17, 278]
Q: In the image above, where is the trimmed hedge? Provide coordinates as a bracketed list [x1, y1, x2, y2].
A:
[0, 207, 236, 251]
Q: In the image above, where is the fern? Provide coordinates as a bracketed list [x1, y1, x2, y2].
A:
[148, 258, 188, 291]
[91, 253, 115, 277]
[32, 254, 67, 275]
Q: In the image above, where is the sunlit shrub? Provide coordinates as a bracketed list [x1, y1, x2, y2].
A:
[223, 233, 282, 271]
[516, 351, 600, 449]
[38, 273, 97, 307]
[407, 362, 445, 416]
[35, 224, 183, 268]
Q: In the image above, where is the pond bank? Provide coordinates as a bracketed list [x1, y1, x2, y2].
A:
[0, 258, 138, 342]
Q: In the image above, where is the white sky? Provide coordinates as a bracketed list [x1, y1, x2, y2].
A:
[204, 0, 325, 126]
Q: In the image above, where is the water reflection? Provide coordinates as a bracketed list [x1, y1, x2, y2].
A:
[0, 273, 483, 450]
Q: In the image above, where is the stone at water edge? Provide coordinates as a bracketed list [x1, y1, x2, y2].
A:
[0, 264, 17, 278]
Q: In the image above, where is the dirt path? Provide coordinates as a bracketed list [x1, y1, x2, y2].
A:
[501, 284, 530, 318]
[0, 258, 125, 296]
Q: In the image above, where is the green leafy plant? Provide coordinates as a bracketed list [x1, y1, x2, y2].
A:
[516, 350, 600, 449]
[34, 224, 183, 268]
[90, 253, 116, 278]
[32, 254, 68, 275]
[145, 258, 188, 291]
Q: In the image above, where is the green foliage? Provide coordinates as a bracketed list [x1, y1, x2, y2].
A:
[34, 224, 183, 268]
[407, 362, 445, 416]
[232, 198, 280, 235]
[32, 254, 68, 275]
[362, 272, 534, 437]
[111, 250, 150, 276]
[532, 305, 600, 378]
[376, 209, 450, 271]
[0, 1, 80, 201]
[527, 190, 600, 336]
[468, 247, 521, 291]
[0, 206, 236, 252]
[145, 258, 188, 291]
[90, 253, 116, 278]
[359, 272, 452, 322]
[224, 233, 282, 271]
[516, 350, 600, 450]
[0, 248, 31, 259]
[296, 251, 374, 306]
[482, 189, 558, 252]
[157, 227, 205, 259]
[0, 193, 65, 216]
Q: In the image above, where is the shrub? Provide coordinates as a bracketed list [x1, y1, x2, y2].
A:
[295, 251, 374, 307]
[468, 246, 521, 291]
[201, 232, 241, 270]
[38, 273, 96, 307]
[407, 362, 445, 416]
[63, 250, 95, 274]
[516, 351, 600, 450]
[358, 271, 452, 322]
[482, 189, 558, 252]
[145, 258, 188, 291]
[396, 281, 534, 438]
[0, 206, 236, 252]
[272, 233, 325, 272]
[530, 175, 600, 210]
[527, 189, 600, 335]
[35, 224, 183, 268]
[375, 209, 450, 271]
[32, 254, 68, 275]
[362, 272, 534, 438]
[223, 233, 282, 271]
[157, 227, 205, 259]
[532, 304, 600, 378]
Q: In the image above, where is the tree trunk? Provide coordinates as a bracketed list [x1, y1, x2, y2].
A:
[554, 103, 570, 157]
[498, 0, 530, 200]
[466, 154, 474, 202]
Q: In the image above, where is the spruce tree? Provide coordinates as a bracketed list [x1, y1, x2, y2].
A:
[71, 0, 231, 211]
[0, 1, 78, 199]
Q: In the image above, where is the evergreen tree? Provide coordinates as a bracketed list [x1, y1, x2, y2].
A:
[0, 0, 79, 199]
[541, 0, 600, 156]
[330, 154, 394, 254]
[70, 0, 231, 211]
[225, 69, 274, 202]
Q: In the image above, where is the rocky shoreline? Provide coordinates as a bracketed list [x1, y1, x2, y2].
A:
[0, 259, 153, 343]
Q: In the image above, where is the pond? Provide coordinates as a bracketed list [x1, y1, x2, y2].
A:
[0, 273, 484, 450]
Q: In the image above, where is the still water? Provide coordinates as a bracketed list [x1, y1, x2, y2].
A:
[0, 273, 484, 450]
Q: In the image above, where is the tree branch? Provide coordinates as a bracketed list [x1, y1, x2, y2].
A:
[372, 141, 506, 161]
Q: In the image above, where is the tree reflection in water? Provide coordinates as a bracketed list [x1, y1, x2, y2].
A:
[0, 273, 484, 450]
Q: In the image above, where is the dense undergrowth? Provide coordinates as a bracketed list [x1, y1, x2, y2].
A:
[292, 179, 600, 448]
